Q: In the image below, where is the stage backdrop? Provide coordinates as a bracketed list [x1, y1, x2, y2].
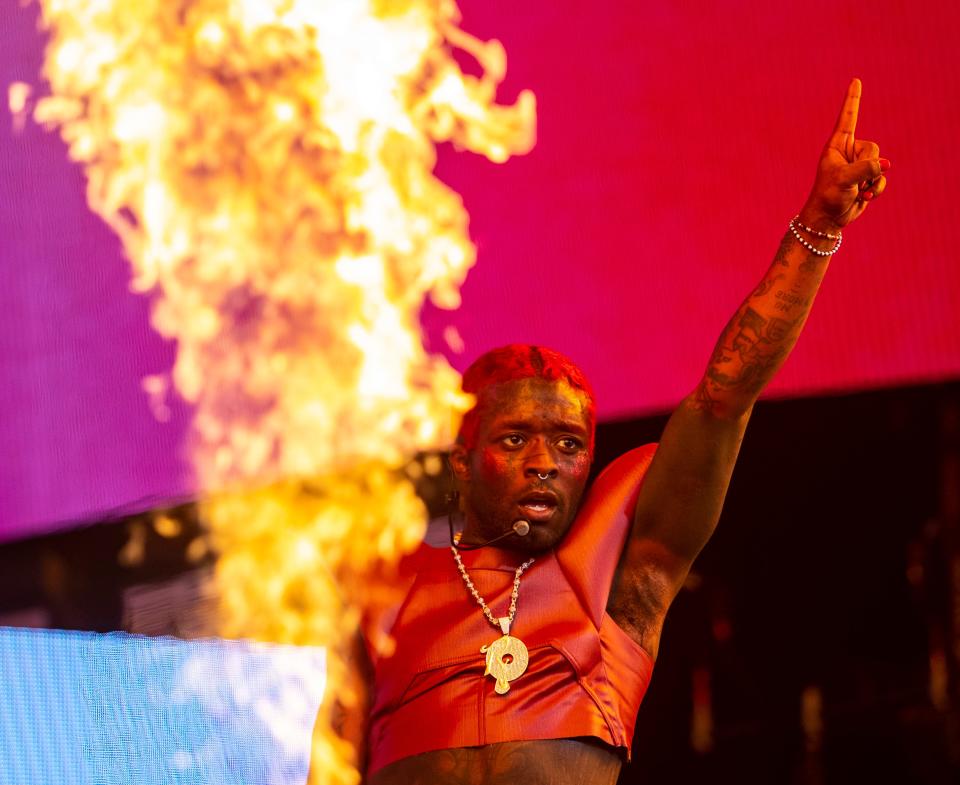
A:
[2, 0, 959, 541]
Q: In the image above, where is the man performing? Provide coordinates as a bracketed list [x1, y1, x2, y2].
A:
[361, 79, 889, 784]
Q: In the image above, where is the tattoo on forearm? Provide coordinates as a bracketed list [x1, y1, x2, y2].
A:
[772, 234, 792, 267]
[692, 378, 720, 414]
[693, 379, 720, 412]
[695, 304, 800, 406]
[799, 254, 828, 274]
[751, 273, 785, 298]
[774, 289, 811, 313]
[690, 232, 828, 412]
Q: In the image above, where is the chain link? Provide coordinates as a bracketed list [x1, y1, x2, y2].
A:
[451, 542, 534, 632]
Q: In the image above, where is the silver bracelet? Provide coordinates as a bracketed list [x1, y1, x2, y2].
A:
[792, 214, 841, 240]
[789, 217, 842, 257]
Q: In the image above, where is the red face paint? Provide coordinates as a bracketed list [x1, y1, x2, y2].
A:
[458, 344, 597, 453]
[458, 378, 593, 553]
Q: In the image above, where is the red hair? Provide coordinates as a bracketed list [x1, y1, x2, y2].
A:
[458, 344, 596, 451]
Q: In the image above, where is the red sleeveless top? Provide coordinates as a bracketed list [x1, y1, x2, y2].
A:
[365, 444, 658, 776]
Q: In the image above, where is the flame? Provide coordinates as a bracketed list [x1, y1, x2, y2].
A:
[32, 0, 534, 782]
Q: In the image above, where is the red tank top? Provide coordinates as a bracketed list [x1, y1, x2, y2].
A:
[365, 444, 657, 776]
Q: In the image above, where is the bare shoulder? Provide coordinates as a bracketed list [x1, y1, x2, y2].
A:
[368, 738, 622, 785]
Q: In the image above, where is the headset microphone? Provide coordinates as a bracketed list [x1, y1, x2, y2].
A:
[512, 519, 530, 536]
[449, 518, 532, 550]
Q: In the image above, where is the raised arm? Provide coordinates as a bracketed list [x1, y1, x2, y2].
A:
[607, 79, 890, 656]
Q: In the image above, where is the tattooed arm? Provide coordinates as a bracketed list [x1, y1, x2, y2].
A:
[608, 79, 890, 656]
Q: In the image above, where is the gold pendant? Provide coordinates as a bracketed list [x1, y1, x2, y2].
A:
[480, 617, 529, 694]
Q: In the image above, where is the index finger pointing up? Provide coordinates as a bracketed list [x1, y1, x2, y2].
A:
[831, 77, 862, 147]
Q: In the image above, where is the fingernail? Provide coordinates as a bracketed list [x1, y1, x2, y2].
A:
[879, 158, 891, 171]
[863, 191, 874, 201]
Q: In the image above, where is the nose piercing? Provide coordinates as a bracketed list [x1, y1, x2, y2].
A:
[536, 472, 550, 481]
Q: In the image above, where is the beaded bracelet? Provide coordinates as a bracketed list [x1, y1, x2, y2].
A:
[791, 215, 841, 240]
[788, 217, 842, 257]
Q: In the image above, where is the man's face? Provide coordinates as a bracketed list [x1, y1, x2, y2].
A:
[449, 377, 593, 553]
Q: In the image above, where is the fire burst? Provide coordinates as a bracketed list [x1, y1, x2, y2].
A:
[29, 0, 534, 781]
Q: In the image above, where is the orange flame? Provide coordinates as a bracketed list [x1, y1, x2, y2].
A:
[32, 0, 534, 781]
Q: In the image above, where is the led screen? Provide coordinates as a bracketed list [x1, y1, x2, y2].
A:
[2, 0, 958, 539]
[0, 627, 324, 785]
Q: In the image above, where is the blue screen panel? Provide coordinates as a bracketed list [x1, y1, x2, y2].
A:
[0, 627, 326, 785]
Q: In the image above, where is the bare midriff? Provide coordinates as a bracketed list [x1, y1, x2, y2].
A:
[368, 738, 623, 785]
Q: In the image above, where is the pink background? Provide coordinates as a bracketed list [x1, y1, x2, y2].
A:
[2, 0, 959, 541]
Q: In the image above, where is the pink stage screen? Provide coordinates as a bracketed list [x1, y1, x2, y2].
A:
[2, 1, 959, 541]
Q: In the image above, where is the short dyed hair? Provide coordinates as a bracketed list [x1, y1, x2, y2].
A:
[457, 344, 596, 452]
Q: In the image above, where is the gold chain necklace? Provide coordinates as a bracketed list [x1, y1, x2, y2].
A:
[451, 537, 535, 695]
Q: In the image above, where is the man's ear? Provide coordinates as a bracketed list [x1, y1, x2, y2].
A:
[448, 444, 471, 482]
